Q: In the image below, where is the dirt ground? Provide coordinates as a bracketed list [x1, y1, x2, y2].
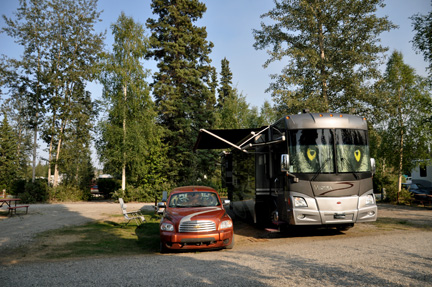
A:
[0, 201, 431, 261]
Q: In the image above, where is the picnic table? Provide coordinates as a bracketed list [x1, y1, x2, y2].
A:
[0, 198, 29, 215]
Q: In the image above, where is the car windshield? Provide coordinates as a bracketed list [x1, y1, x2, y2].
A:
[168, 192, 220, 208]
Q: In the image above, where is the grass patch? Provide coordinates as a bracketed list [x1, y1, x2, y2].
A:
[1, 211, 161, 264]
[371, 217, 432, 231]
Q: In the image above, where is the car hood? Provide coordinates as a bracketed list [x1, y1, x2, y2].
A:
[165, 206, 226, 225]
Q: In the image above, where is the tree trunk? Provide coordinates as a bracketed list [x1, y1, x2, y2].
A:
[48, 136, 53, 185]
[122, 85, 127, 191]
[318, 21, 329, 112]
[396, 90, 404, 204]
[53, 121, 65, 187]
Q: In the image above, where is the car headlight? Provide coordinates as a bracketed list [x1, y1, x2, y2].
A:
[294, 196, 308, 207]
[365, 194, 375, 205]
[220, 220, 233, 229]
[160, 222, 174, 231]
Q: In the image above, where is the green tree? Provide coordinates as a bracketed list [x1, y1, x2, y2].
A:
[217, 88, 260, 129]
[253, 0, 396, 114]
[218, 57, 233, 107]
[43, 0, 104, 187]
[376, 51, 432, 203]
[0, 113, 19, 189]
[98, 12, 167, 192]
[146, 0, 216, 184]
[2, 0, 50, 182]
[411, 4, 432, 78]
[258, 100, 279, 126]
[59, 83, 96, 190]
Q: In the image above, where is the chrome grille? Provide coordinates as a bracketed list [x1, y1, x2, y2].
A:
[179, 220, 216, 232]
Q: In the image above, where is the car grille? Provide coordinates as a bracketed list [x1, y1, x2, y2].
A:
[179, 220, 216, 232]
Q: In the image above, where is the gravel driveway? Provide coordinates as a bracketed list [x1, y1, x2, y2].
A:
[0, 202, 431, 286]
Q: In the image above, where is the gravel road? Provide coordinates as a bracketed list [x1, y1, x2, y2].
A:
[0, 202, 431, 286]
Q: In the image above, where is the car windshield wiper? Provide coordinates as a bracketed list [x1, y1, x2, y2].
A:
[312, 158, 332, 181]
[340, 157, 358, 180]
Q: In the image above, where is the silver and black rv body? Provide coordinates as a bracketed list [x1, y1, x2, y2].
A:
[194, 112, 378, 229]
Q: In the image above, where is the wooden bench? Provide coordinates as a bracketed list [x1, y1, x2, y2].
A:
[8, 205, 29, 215]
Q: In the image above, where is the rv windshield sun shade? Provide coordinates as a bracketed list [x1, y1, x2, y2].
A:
[193, 128, 265, 151]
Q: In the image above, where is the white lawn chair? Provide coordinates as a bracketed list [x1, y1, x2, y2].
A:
[119, 198, 145, 227]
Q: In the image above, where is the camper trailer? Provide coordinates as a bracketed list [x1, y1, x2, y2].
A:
[194, 111, 378, 231]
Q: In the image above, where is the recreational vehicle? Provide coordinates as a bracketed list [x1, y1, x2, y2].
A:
[194, 111, 378, 231]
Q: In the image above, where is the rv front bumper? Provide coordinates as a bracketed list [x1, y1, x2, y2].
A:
[289, 193, 378, 225]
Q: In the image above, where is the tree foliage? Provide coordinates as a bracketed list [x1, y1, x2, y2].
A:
[0, 113, 19, 189]
[253, 0, 396, 114]
[411, 3, 432, 78]
[98, 12, 168, 194]
[373, 51, 432, 201]
[146, 0, 216, 184]
[2, 0, 51, 182]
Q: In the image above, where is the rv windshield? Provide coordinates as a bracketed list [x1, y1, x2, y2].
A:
[288, 129, 370, 174]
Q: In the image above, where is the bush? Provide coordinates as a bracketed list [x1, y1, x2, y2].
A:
[17, 179, 49, 203]
[48, 184, 88, 202]
[386, 186, 414, 205]
[112, 185, 155, 202]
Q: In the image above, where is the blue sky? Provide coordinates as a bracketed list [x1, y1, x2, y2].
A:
[1, 0, 430, 109]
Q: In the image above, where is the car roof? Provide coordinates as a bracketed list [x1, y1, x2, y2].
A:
[171, 186, 217, 193]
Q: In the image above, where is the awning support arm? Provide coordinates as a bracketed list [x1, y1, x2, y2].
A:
[199, 129, 249, 153]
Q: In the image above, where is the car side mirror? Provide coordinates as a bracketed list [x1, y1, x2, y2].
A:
[156, 202, 166, 215]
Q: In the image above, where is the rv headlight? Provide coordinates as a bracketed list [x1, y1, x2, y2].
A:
[294, 196, 308, 207]
[220, 220, 233, 229]
[160, 222, 174, 231]
[365, 194, 375, 206]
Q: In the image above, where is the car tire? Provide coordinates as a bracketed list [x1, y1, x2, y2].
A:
[225, 234, 235, 249]
[160, 241, 168, 254]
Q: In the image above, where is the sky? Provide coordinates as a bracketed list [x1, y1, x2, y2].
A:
[0, 0, 431, 110]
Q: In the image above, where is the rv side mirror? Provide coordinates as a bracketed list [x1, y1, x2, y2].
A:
[281, 154, 290, 172]
[370, 158, 376, 175]
[162, 190, 168, 202]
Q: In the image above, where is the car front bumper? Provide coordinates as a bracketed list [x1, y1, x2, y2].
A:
[160, 229, 233, 250]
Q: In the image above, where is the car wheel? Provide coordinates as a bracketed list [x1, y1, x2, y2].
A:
[160, 241, 168, 254]
[225, 234, 235, 249]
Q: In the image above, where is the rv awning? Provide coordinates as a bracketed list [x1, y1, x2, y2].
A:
[193, 128, 266, 151]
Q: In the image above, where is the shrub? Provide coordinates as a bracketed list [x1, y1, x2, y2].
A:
[386, 186, 414, 205]
[17, 179, 49, 203]
[49, 184, 88, 202]
[112, 185, 155, 202]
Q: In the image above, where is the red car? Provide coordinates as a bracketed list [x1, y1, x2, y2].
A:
[159, 186, 234, 253]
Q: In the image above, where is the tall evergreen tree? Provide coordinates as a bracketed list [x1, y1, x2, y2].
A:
[146, 0, 216, 184]
[0, 113, 19, 189]
[253, 0, 396, 114]
[217, 57, 233, 107]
